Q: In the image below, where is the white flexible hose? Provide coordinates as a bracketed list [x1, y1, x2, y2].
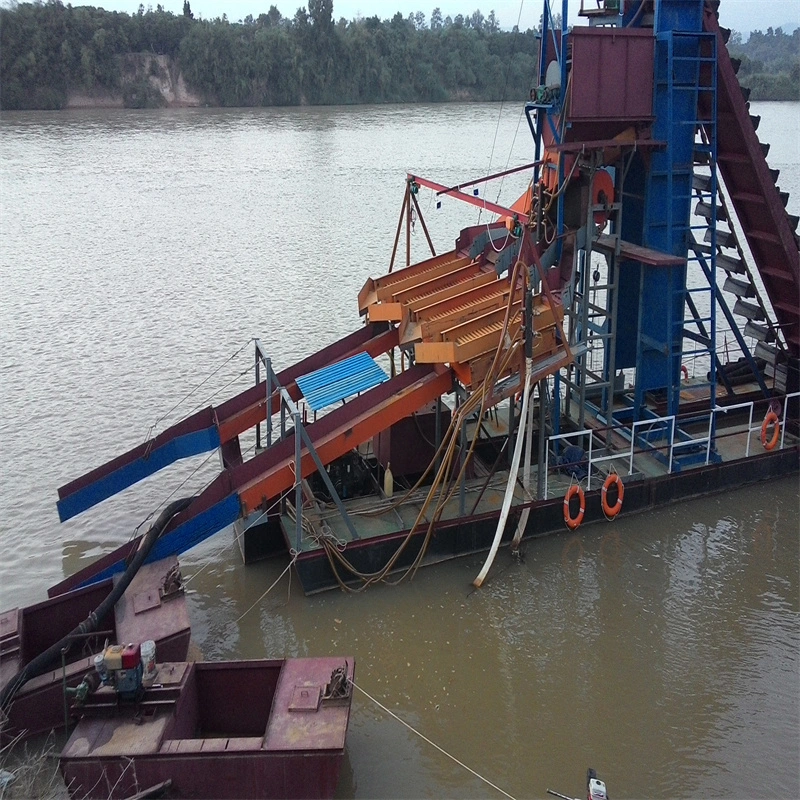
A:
[512, 358, 535, 549]
[473, 357, 532, 587]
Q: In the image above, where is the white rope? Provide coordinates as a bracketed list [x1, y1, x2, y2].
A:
[350, 680, 517, 800]
[234, 554, 297, 623]
[180, 539, 236, 587]
[144, 337, 254, 442]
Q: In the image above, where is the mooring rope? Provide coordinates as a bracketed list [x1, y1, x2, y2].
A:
[350, 679, 517, 800]
[233, 553, 298, 624]
[143, 337, 254, 446]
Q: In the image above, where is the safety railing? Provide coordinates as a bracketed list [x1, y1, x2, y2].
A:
[719, 390, 800, 455]
[544, 392, 798, 500]
[544, 428, 632, 500]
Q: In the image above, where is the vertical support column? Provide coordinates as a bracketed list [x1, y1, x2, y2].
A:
[294, 412, 303, 553]
[255, 348, 261, 451]
[266, 357, 273, 448]
[537, 379, 547, 500]
[435, 396, 442, 475]
[456, 388, 467, 516]
[406, 182, 412, 268]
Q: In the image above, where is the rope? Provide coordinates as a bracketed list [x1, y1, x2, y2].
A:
[180, 539, 236, 587]
[350, 679, 517, 800]
[234, 554, 297, 623]
[130, 439, 254, 542]
[143, 338, 253, 448]
[319, 260, 527, 591]
[477, 0, 527, 227]
[184, 361, 258, 418]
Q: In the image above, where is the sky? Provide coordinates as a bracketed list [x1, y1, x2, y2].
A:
[54, 0, 800, 37]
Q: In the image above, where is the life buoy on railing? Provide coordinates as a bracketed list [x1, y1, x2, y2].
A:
[761, 410, 780, 451]
[681, 364, 689, 381]
[563, 484, 585, 530]
[601, 472, 625, 518]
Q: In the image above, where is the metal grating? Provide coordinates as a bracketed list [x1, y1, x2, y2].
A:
[296, 351, 389, 412]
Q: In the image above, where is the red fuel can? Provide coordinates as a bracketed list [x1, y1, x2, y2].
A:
[121, 643, 141, 670]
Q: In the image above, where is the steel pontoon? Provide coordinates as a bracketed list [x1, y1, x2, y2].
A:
[53, 0, 798, 595]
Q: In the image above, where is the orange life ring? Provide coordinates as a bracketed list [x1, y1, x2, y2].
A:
[601, 473, 625, 518]
[563, 485, 585, 530]
[761, 410, 780, 450]
[681, 364, 689, 381]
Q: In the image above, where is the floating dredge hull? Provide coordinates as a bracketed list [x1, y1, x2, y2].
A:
[290, 446, 798, 593]
[48, 0, 798, 598]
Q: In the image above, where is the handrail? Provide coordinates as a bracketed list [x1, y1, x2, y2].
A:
[781, 391, 800, 450]
[545, 393, 797, 499]
[715, 400, 756, 458]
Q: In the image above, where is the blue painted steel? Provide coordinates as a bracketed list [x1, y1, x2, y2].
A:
[632, 0, 704, 418]
[57, 426, 220, 522]
[296, 351, 388, 412]
[74, 493, 241, 590]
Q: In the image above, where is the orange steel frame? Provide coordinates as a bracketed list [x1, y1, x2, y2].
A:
[218, 326, 399, 444]
[238, 365, 453, 512]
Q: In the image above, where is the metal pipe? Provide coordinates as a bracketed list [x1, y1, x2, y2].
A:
[294, 412, 303, 552]
[537, 378, 547, 499]
[266, 357, 273, 448]
[255, 347, 261, 450]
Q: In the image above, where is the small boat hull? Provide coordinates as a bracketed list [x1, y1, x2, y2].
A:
[0, 557, 190, 742]
[60, 657, 354, 800]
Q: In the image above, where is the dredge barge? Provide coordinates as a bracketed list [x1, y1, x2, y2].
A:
[53, 0, 798, 595]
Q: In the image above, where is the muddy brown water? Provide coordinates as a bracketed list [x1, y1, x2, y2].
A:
[1, 102, 798, 798]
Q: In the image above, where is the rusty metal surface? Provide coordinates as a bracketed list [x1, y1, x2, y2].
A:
[2, 559, 190, 743]
[702, 6, 800, 355]
[569, 27, 655, 122]
[264, 657, 353, 752]
[63, 711, 169, 758]
[114, 556, 191, 654]
[61, 658, 352, 799]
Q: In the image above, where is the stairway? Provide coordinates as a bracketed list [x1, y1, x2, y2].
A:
[701, 2, 800, 359]
[691, 168, 788, 392]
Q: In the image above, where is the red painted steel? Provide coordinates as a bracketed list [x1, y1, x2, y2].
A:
[217, 323, 398, 443]
[51, 365, 452, 597]
[238, 364, 452, 512]
[3, 558, 190, 742]
[60, 657, 353, 799]
[57, 407, 216, 503]
[410, 174, 518, 219]
[57, 324, 398, 509]
[703, 6, 800, 355]
[569, 28, 655, 122]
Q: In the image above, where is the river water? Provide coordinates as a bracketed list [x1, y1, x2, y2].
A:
[0, 102, 798, 799]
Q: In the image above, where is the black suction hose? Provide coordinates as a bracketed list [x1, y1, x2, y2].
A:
[0, 496, 194, 721]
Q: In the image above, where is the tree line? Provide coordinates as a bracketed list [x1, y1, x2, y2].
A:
[0, 1, 540, 110]
[2, 2, 796, 111]
[728, 26, 799, 101]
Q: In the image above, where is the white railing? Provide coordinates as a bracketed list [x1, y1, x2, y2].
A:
[544, 392, 798, 500]
[714, 400, 757, 458]
[544, 427, 632, 500]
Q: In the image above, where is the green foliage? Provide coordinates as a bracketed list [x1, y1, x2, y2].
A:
[0, 1, 539, 110]
[122, 76, 168, 108]
[728, 26, 799, 101]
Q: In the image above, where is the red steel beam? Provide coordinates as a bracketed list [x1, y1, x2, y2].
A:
[57, 324, 398, 510]
[409, 175, 518, 219]
[217, 325, 399, 443]
[238, 365, 452, 513]
[432, 160, 541, 197]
